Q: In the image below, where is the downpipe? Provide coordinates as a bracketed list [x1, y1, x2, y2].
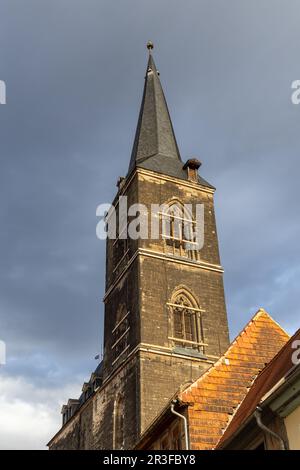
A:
[170, 401, 189, 450]
[254, 406, 287, 450]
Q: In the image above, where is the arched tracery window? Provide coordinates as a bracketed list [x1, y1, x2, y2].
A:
[168, 288, 206, 353]
[161, 201, 199, 261]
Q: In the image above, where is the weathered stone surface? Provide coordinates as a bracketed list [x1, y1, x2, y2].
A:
[49, 168, 229, 450]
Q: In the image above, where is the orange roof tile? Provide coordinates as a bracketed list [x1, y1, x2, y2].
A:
[178, 308, 289, 450]
[217, 327, 300, 448]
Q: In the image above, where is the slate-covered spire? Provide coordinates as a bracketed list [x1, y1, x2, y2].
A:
[127, 43, 213, 188]
[128, 43, 183, 178]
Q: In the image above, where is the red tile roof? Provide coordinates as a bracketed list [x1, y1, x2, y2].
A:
[217, 327, 300, 448]
[178, 308, 289, 450]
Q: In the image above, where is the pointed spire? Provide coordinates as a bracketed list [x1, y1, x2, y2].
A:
[128, 43, 183, 178]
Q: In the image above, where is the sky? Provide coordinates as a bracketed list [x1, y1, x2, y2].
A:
[0, 0, 300, 449]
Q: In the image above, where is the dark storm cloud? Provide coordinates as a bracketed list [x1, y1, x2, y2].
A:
[0, 0, 300, 396]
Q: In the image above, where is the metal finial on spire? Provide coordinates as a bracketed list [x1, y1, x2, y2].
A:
[147, 41, 154, 53]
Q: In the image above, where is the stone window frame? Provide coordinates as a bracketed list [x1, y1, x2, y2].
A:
[160, 199, 200, 261]
[168, 287, 206, 353]
[111, 205, 130, 277]
[111, 306, 130, 365]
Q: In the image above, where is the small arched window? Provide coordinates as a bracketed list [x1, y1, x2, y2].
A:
[161, 201, 199, 261]
[168, 288, 205, 353]
[113, 395, 125, 449]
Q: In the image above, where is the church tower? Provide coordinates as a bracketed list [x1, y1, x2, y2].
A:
[101, 43, 229, 448]
[48, 44, 229, 451]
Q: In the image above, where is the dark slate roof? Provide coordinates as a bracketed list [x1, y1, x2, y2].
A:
[94, 361, 103, 377]
[127, 53, 213, 189]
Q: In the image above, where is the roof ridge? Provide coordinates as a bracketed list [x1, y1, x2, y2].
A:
[214, 315, 292, 448]
[180, 308, 288, 400]
[255, 308, 290, 338]
[242, 325, 298, 385]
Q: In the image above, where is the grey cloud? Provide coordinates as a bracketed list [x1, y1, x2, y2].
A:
[0, 0, 299, 419]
